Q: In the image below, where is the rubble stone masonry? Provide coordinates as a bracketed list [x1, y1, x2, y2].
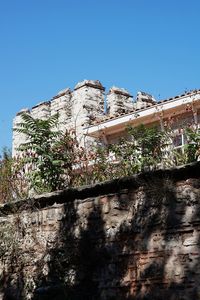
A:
[12, 80, 138, 155]
[0, 162, 199, 299]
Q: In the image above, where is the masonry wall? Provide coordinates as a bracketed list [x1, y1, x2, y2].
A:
[0, 162, 200, 300]
[12, 80, 137, 155]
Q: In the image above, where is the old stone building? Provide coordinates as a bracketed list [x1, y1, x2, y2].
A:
[7, 80, 200, 299]
[13, 79, 200, 155]
[13, 80, 105, 155]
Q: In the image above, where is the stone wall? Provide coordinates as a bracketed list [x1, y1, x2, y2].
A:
[12, 80, 157, 155]
[107, 87, 133, 116]
[12, 80, 106, 154]
[0, 162, 199, 299]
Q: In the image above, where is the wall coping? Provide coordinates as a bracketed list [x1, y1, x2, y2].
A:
[0, 161, 199, 216]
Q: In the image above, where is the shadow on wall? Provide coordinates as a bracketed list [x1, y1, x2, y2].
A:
[1, 169, 200, 300]
[33, 202, 108, 300]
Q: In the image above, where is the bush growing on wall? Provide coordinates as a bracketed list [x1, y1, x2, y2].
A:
[0, 148, 29, 203]
[0, 148, 13, 202]
[184, 127, 200, 163]
[13, 113, 79, 193]
[1, 115, 199, 203]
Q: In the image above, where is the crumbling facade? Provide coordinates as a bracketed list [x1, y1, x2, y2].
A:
[13, 80, 105, 155]
[13, 79, 200, 156]
[12, 80, 158, 156]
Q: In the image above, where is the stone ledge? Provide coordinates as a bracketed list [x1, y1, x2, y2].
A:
[74, 80, 105, 91]
[32, 101, 50, 110]
[108, 86, 133, 98]
[0, 161, 199, 216]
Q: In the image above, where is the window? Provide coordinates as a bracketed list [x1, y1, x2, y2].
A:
[172, 133, 187, 152]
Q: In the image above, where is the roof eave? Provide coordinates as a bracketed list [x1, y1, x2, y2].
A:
[83, 92, 200, 138]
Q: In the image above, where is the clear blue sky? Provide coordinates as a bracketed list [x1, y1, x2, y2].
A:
[0, 0, 200, 154]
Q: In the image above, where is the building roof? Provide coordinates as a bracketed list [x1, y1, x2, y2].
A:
[84, 89, 200, 138]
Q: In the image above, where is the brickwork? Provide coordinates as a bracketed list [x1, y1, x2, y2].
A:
[0, 162, 199, 299]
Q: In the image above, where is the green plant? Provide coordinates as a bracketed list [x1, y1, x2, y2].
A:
[91, 144, 114, 182]
[12, 113, 200, 195]
[0, 147, 29, 203]
[126, 124, 165, 171]
[0, 218, 19, 257]
[109, 138, 140, 176]
[14, 113, 74, 193]
[184, 126, 200, 163]
[0, 147, 13, 202]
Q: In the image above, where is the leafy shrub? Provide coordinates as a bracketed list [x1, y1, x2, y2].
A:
[0, 148, 28, 203]
[14, 113, 78, 193]
[1, 115, 199, 202]
[184, 126, 200, 163]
